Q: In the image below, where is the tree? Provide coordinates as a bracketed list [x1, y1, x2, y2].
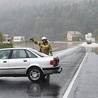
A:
[0, 31, 3, 42]
[93, 29, 98, 39]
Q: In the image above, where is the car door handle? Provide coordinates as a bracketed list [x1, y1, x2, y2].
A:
[23, 60, 27, 62]
[3, 61, 7, 63]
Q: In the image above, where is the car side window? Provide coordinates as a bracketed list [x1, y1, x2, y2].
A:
[0, 50, 10, 59]
[12, 49, 27, 59]
[26, 50, 37, 58]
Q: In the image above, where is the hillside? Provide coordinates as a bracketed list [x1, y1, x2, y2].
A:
[0, 0, 98, 41]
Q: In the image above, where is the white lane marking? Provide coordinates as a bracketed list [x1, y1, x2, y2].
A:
[62, 52, 89, 98]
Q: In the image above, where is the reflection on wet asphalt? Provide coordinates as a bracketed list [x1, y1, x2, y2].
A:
[0, 43, 86, 98]
[0, 77, 60, 98]
[29, 82, 60, 97]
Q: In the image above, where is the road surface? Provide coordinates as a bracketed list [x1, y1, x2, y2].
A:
[0, 42, 98, 98]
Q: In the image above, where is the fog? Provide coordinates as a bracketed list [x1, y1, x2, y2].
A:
[0, 0, 89, 40]
[0, 0, 82, 10]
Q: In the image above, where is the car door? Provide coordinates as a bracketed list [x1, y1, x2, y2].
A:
[0, 50, 10, 75]
[8, 49, 30, 75]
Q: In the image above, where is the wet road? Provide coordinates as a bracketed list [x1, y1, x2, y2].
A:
[66, 46, 98, 98]
[0, 42, 87, 98]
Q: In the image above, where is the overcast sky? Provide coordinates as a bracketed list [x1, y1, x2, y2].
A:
[0, 0, 56, 9]
[0, 0, 82, 11]
[0, 0, 82, 6]
[0, 0, 46, 11]
[0, 0, 59, 5]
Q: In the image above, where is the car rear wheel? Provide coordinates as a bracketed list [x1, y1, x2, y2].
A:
[27, 67, 43, 82]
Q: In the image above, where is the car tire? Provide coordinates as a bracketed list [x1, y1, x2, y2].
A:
[27, 67, 43, 82]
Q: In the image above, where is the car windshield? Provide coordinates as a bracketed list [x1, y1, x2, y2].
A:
[29, 48, 48, 57]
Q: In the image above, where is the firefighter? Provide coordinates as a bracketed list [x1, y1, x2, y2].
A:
[30, 36, 53, 56]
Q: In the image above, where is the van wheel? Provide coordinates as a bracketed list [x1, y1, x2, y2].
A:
[27, 67, 43, 82]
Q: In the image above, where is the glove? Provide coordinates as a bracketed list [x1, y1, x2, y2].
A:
[30, 38, 34, 41]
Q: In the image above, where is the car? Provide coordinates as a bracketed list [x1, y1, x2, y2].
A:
[87, 40, 92, 44]
[0, 47, 62, 82]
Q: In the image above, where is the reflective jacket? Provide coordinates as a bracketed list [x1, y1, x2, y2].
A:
[33, 39, 53, 56]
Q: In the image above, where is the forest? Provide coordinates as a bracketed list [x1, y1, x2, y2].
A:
[0, 0, 98, 40]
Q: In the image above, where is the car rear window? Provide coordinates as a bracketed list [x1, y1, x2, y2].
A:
[29, 48, 48, 57]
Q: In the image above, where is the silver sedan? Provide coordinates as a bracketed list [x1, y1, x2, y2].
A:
[0, 48, 61, 82]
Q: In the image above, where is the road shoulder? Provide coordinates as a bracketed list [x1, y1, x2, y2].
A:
[68, 50, 98, 98]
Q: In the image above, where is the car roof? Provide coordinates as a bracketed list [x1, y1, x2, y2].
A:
[0, 47, 32, 51]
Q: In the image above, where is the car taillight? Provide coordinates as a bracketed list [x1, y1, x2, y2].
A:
[50, 60, 57, 66]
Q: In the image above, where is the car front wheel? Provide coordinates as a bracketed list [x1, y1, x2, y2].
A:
[27, 67, 43, 82]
